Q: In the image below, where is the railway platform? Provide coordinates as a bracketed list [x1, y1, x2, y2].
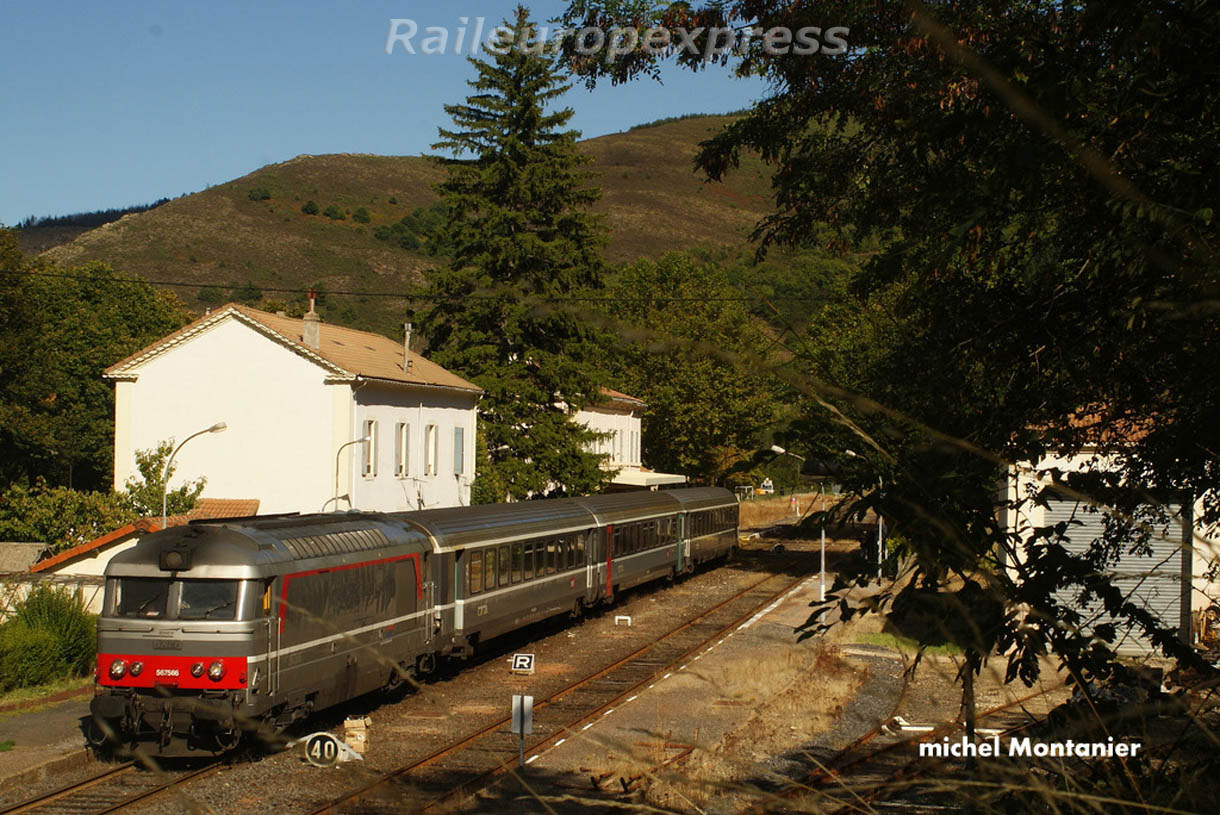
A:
[0, 687, 93, 794]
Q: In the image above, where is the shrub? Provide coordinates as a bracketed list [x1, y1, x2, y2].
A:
[247, 187, 271, 201]
[197, 285, 225, 304]
[301, 200, 319, 215]
[0, 622, 64, 690]
[322, 204, 345, 220]
[12, 584, 96, 676]
[352, 207, 370, 223]
[388, 196, 398, 204]
[0, 584, 97, 691]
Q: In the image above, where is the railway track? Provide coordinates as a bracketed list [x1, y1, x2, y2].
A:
[305, 560, 813, 814]
[0, 759, 222, 815]
[783, 686, 1060, 815]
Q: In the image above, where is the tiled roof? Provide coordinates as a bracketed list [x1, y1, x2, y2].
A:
[105, 304, 481, 394]
[30, 498, 261, 573]
[600, 387, 645, 406]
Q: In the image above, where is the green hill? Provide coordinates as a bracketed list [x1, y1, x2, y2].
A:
[38, 115, 774, 335]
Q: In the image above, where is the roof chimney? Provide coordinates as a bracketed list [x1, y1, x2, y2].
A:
[303, 288, 321, 349]
[403, 322, 413, 371]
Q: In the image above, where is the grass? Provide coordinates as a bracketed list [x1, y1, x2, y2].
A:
[859, 631, 963, 655]
[0, 740, 13, 751]
[0, 675, 92, 712]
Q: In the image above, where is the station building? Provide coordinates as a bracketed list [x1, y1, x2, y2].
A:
[104, 302, 481, 514]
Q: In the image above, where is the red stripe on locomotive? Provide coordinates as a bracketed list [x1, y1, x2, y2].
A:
[96, 654, 248, 690]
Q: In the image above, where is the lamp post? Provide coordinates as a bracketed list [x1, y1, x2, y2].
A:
[161, 422, 226, 529]
[326, 435, 371, 512]
[845, 449, 884, 580]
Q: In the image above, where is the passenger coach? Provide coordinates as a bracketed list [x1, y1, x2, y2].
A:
[90, 488, 738, 752]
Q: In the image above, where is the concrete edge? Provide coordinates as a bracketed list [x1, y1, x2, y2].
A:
[0, 747, 92, 795]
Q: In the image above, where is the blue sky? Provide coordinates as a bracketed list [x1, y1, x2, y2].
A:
[0, 1, 771, 226]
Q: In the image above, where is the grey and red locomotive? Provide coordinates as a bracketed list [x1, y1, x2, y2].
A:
[90, 487, 738, 752]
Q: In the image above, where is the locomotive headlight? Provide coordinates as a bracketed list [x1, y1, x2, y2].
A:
[190, 662, 205, 678]
[129, 661, 144, 677]
[207, 661, 226, 681]
[108, 659, 127, 680]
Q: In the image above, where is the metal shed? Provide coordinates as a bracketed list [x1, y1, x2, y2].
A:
[1047, 498, 1192, 657]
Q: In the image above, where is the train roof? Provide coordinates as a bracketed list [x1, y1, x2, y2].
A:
[662, 487, 738, 511]
[103, 489, 739, 574]
[571, 490, 688, 525]
[394, 500, 595, 553]
[106, 513, 429, 579]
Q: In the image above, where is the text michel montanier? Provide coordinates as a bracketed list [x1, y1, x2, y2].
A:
[919, 736, 1141, 759]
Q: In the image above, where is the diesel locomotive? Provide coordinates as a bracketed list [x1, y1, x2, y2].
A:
[90, 487, 738, 753]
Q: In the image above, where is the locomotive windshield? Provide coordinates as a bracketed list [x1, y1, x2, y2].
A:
[114, 577, 172, 618]
[179, 580, 240, 620]
[108, 578, 250, 620]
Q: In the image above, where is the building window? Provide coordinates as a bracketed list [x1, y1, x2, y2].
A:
[453, 426, 465, 475]
[362, 420, 377, 477]
[425, 424, 438, 476]
[395, 422, 409, 477]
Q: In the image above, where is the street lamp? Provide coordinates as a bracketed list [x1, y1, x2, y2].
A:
[769, 444, 806, 462]
[845, 449, 884, 579]
[161, 422, 226, 529]
[325, 435, 371, 512]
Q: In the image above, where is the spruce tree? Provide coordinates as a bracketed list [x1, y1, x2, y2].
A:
[422, 6, 608, 502]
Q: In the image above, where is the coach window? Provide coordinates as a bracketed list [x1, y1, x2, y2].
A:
[511, 543, 523, 583]
[548, 540, 558, 574]
[469, 551, 484, 594]
[484, 548, 497, 590]
[523, 543, 535, 580]
[499, 545, 510, 586]
[562, 539, 573, 569]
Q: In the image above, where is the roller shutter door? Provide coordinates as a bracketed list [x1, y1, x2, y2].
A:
[1046, 499, 1191, 657]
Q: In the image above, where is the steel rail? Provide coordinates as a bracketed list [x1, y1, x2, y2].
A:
[0, 759, 223, 815]
[305, 558, 811, 815]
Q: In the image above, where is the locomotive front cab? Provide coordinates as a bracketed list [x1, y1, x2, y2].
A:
[91, 524, 275, 754]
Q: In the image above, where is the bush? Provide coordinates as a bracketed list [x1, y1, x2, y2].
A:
[197, 284, 225, 304]
[0, 622, 64, 690]
[247, 188, 271, 201]
[352, 207, 370, 223]
[12, 584, 96, 676]
[301, 200, 319, 215]
[322, 204, 345, 221]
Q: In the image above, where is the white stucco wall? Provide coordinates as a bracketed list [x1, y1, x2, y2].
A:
[575, 407, 641, 468]
[350, 384, 477, 510]
[113, 318, 338, 514]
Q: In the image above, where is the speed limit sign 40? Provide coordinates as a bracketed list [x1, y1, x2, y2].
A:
[303, 732, 341, 768]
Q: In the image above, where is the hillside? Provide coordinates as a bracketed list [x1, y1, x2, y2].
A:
[39, 115, 774, 335]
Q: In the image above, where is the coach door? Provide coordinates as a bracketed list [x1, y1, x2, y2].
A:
[585, 528, 600, 605]
[423, 579, 436, 646]
[263, 582, 280, 696]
